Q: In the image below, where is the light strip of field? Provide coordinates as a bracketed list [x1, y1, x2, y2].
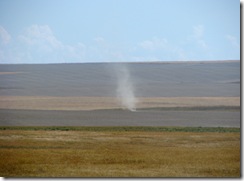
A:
[0, 72, 26, 75]
[0, 96, 240, 111]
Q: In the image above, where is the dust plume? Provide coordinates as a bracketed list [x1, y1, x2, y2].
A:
[113, 64, 137, 111]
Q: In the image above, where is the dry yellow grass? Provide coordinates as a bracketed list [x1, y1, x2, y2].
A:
[0, 96, 240, 110]
[0, 130, 240, 177]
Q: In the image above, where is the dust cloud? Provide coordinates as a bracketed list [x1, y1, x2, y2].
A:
[113, 64, 137, 111]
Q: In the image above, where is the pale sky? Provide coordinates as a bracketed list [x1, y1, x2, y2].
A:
[0, 0, 240, 64]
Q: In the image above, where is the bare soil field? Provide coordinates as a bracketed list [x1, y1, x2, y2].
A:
[0, 108, 240, 127]
[0, 61, 240, 127]
[0, 96, 239, 127]
[0, 129, 240, 177]
[0, 72, 25, 75]
[0, 61, 240, 97]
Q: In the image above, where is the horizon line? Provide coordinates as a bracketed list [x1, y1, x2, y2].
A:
[0, 59, 240, 65]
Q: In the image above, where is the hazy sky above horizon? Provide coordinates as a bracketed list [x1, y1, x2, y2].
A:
[0, 0, 240, 64]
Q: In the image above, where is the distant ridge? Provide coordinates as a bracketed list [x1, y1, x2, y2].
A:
[0, 60, 239, 65]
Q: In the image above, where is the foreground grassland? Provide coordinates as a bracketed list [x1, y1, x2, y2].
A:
[0, 127, 240, 177]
